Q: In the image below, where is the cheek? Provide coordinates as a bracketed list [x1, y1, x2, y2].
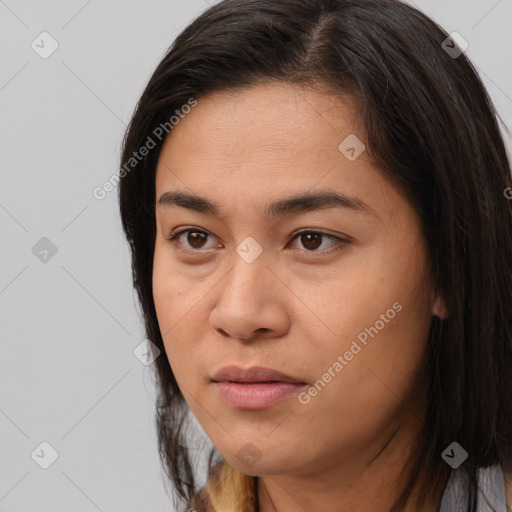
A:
[293, 236, 432, 407]
[294, 295, 430, 459]
[152, 249, 190, 377]
[152, 241, 192, 331]
[152, 253, 174, 332]
[152, 246, 215, 392]
[291, 241, 428, 351]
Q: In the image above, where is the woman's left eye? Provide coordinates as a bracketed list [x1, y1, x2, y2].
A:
[168, 227, 348, 255]
[288, 230, 347, 253]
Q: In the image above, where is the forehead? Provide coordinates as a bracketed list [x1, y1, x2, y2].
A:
[153, 82, 402, 221]
[157, 82, 360, 173]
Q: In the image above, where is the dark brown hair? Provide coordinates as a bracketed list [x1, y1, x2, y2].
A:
[118, 0, 512, 510]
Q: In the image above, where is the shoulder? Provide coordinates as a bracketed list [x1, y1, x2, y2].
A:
[504, 466, 512, 510]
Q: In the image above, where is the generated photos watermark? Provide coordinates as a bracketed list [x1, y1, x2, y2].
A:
[298, 301, 403, 405]
[92, 98, 198, 200]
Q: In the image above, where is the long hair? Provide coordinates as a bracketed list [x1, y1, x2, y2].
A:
[118, 1, 512, 510]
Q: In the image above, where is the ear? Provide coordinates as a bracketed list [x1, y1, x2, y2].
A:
[431, 294, 448, 320]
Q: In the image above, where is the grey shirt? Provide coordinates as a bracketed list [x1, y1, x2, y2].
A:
[438, 464, 509, 512]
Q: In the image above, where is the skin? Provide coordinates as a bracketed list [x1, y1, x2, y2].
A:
[152, 81, 450, 511]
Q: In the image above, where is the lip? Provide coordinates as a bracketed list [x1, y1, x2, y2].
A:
[211, 365, 304, 384]
[211, 365, 306, 410]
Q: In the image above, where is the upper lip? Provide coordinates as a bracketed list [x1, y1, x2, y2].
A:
[212, 365, 305, 384]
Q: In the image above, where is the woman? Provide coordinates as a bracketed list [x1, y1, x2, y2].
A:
[118, 0, 512, 510]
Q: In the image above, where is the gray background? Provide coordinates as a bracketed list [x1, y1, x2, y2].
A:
[1, 1, 511, 511]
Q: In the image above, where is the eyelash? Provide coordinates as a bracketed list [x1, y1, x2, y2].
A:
[167, 227, 350, 257]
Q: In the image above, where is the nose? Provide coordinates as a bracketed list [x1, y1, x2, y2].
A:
[209, 249, 290, 342]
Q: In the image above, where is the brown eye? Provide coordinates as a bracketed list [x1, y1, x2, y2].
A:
[169, 228, 216, 251]
[299, 232, 323, 251]
[186, 231, 208, 249]
[289, 230, 345, 253]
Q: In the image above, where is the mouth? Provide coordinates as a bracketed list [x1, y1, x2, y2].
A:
[212, 381, 306, 410]
[222, 380, 291, 384]
[211, 365, 307, 410]
[211, 365, 305, 385]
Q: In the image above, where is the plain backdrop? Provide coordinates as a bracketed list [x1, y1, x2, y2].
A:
[1, 1, 511, 511]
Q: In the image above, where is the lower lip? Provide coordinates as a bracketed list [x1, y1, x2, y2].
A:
[213, 381, 306, 410]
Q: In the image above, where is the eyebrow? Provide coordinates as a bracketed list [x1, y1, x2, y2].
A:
[157, 189, 378, 219]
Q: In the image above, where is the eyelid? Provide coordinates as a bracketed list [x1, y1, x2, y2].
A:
[167, 226, 219, 253]
[288, 229, 350, 256]
[167, 226, 350, 255]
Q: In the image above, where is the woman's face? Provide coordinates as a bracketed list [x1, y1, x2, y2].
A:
[153, 82, 442, 477]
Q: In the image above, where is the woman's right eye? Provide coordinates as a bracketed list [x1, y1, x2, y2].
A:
[168, 228, 219, 251]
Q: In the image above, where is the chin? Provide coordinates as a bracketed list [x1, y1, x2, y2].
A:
[223, 447, 302, 477]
